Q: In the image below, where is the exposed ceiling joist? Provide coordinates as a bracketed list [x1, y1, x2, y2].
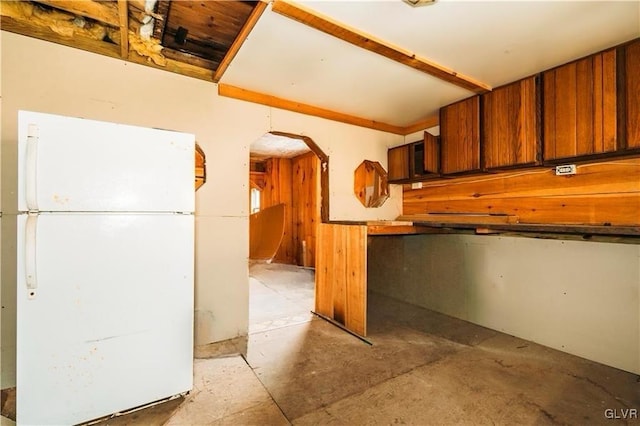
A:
[219, 83, 438, 135]
[402, 116, 440, 135]
[0, 14, 121, 58]
[271, 0, 491, 94]
[214, 1, 268, 83]
[1, 13, 215, 83]
[117, 0, 129, 58]
[219, 83, 407, 134]
[33, 0, 120, 27]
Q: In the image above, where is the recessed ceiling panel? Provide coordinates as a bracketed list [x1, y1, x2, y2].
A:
[221, 5, 473, 127]
[221, 0, 639, 130]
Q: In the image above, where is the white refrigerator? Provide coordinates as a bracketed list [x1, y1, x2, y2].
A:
[13, 111, 195, 425]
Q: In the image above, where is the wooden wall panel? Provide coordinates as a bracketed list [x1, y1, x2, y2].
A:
[344, 225, 367, 335]
[261, 158, 295, 264]
[257, 154, 319, 266]
[292, 152, 320, 267]
[403, 158, 640, 226]
[625, 40, 640, 149]
[315, 224, 367, 337]
[315, 224, 335, 318]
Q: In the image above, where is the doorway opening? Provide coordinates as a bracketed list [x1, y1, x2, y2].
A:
[247, 131, 328, 334]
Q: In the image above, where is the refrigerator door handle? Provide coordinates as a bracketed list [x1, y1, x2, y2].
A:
[25, 213, 38, 299]
[26, 124, 39, 211]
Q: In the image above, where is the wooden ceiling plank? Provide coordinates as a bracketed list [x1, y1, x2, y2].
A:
[117, 0, 129, 58]
[218, 84, 406, 134]
[271, 0, 491, 94]
[163, 47, 217, 70]
[152, 0, 171, 41]
[33, 0, 120, 27]
[214, 1, 268, 82]
[402, 115, 440, 135]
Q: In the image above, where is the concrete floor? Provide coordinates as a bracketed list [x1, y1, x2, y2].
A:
[3, 263, 639, 425]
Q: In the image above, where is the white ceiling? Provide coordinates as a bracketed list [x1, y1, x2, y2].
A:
[222, 0, 640, 130]
[251, 133, 311, 159]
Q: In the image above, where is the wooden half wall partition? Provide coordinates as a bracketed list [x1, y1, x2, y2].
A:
[402, 158, 640, 227]
[315, 223, 367, 337]
[249, 203, 286, 262]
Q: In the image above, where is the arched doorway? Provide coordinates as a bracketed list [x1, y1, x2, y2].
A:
[248, 131, 328, 266]
[247, 131, 328, 333]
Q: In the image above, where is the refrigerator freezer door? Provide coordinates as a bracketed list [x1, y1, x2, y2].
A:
[16, 213, 194, 425]
[18, 111, 195, 213]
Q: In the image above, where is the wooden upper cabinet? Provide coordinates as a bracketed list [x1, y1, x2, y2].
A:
[623, 39, 640, 149]
[423, 131, 440, 174]
[543, 49, 617, 160]
[440, 96, 480, 174]
[482, 76, 540, 169]
[387, 144, 410, 181]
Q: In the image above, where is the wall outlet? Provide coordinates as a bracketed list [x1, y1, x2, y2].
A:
[411, 182, 423, 189]
[555, 164, 577, 176]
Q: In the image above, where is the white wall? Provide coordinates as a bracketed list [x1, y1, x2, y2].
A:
[0, 32, 403, 388]
[368, 234, 640, 374]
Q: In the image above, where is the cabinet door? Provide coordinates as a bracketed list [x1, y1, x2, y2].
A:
[624, 39, 640, 149]
[440, 96, 480, 174]
[388, 144, 410, 181]
[423, 132, 440, 174]
[543, 49, 617, 160]
[483, 76, 540, 168]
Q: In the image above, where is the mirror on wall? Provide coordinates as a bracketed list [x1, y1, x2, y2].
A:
[354, 160, 389, 208]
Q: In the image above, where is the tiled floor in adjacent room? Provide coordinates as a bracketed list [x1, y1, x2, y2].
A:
[2, 262, 638, 425]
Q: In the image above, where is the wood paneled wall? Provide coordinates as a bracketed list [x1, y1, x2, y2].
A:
[262, 158, 294, 264]
[403, 158, 640, 226]
[292, 152, 320, 267]
[259, 153, 319, 266]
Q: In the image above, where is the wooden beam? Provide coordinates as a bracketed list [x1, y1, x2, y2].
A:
[218, 84, 406, 134]
[127, 49, 215, 82]
[397, 214, 520, 224]
[33, 0, 120, 27]
[271, 0, 491, 94]
[402, 115, 439, 135]
[163, 48, 217, 71]
[1, 15, 121, 58]
[117, 0, 129, 58]
[213, 1, 268, 82]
